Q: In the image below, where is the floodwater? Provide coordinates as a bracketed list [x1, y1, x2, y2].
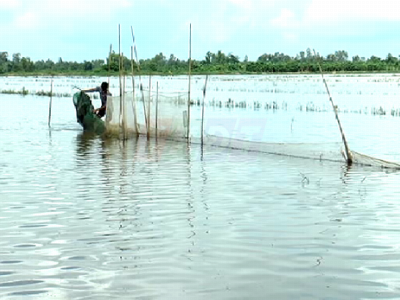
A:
[1, 75, 400, 299]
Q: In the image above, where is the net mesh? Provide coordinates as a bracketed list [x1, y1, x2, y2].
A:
[103, 77, 400, 170]
[105, 85, 345, 162]
[351, 151, 400, 169]
[105, 88, 189, 140]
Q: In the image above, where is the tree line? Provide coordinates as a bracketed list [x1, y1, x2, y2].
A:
[1, 48, 400, 75]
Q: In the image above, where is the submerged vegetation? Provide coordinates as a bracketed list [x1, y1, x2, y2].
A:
[0, 88, 69, 97]
[1, 49, 400, 76]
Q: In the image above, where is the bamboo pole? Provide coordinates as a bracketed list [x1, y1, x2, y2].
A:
[131, 46, 139, 134]
[108, 44, 112, 85]
[156, 81, 159, 137]
[140, 82, 148, 135]
[314, 50, 353, 165]
[187, 23, 192, 140]
[48, 78, 53, 127]
[118, 25, 122, 131]
[131, 26, 148, 134]
[121, 57, 128, 139]
[118, 25, 126, 138]
[147, 76, 151, 140]
[122, 73, 127, 140]
[201, 75, 208, 146]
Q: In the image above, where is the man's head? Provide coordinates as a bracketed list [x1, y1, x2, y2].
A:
[101, 82, 109, 92]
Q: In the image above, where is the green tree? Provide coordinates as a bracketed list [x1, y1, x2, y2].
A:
[12, 53, 22, 72]
[204, 51, 213, 64]
[326, 53, 337, 62]
[215, 50, 226, 64]
[306, 48, 313, 61]
[334, 50, 348, 62]
[83, 61, 93, 71]
[54, 57, 67, 71]
[298, 51, 305, 61]
[21, 57, 34, 72]
[386, 53, 398, 64]
[0, 52, 8, 73]
[91, 59, 105, 71]
[227, 53, 239, 64]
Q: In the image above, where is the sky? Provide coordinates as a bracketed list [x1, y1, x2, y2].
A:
[2, 0, 400, 63]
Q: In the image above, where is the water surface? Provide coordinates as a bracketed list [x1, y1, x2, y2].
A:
[1, 77, 400, 299]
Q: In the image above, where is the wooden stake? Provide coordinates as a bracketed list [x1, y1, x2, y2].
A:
[122, 73, 127, 140]
[201, 75, 208, 146]
[187, 23, 192, 140]
[108, 44, 112, 85]
[140, 83, 148, 135]
[118, 25, 126, 138]
[147, 76, 151, 140]
[131, 26, 148, 134]
[156, 81, 159, 137]
[48, 78, 53, 127]
[131, 46, 139, 134]
[314, 50, 352, 165]
[119, 25, 122, 98]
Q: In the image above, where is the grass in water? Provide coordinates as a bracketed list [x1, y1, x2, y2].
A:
[1, 87, 29, 95]
[1, 89, 71, 97]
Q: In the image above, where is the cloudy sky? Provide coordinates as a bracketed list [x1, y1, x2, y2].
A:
[1, 0, 400, 63]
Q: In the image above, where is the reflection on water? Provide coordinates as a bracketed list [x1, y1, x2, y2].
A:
[1, 131, 400, 299]
[1, 85, 400, 299]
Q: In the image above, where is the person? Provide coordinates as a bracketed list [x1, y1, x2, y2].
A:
[82, 82, 111, 118]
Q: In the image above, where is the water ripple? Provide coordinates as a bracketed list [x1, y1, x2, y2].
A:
[1, 91, 400, 299]
[0, 280, 43, 288]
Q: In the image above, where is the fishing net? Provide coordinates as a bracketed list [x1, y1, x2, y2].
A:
[103, 75, 400, 170]
[186, 76, 348, 163]
[73, 92, 106, 135]
[192, 110, 345, 162]
[105, 88, 189, 140]
[104, 80, 345, 162]
[351, 151, 400, 169]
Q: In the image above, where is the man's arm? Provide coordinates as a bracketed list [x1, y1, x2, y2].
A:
[82, 87, 100, 93]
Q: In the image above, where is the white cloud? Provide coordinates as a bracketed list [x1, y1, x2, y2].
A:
[190, 1, 249, 44]
[1, 0, 134, 35]
[305, 0, 400, 23]
[14, 12, 39, 29]
[270, 9, 298, 28]
[194, 17, 233, 44]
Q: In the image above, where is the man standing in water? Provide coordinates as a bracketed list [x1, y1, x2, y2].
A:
[82, 82, 111, 118]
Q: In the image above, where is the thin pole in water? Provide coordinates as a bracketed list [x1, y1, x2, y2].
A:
[130, 46, 139, 135]
[48, 78, 53, 127]
[108, 44, 112, 85]
[118, 25, 125, 138]
[187, 23, 192, 141]
[147, 76, 151, 140]
[156, 81, 159, 137]
[314, 50, 353, 165]
[131, 26, 148, 134]
[122, 72, 127, 140]
[201, 75, 208, 146]
[118, 25, 122, 98]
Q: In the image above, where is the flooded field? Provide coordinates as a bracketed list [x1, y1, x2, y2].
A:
[2, 73, 400, 162]
[1, 75, 400, 299]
